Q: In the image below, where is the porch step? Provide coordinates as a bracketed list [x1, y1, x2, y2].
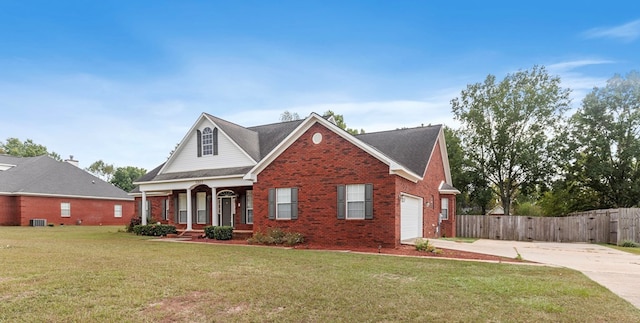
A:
[177, 230, 205, 238]
[233, 230, 253, 240]
[175, 229, 253, 240]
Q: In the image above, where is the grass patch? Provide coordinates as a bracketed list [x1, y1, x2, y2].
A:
[440, 236, 478, 243]
[1, 226, 639, 322]
[605, 244, 640, 255]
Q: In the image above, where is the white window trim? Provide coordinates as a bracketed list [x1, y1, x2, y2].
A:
[178, 193, 187, 224]
[276, 188, 292, 220]
[440, 198, 449, 220]
[346, 184, 366, 220]
[202, 127, 213, 156]
[196, 192, 207, 224]
[246, 190, 253, 224]
[61, 202, 71, 217]
[114, 204, 123, 218]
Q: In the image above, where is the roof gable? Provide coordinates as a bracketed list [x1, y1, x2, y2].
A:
[245, 113, 424, 183]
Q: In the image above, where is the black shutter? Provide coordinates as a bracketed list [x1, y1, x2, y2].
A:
[147, 201, 152, 220]
[268, 188, 275, 220]
[337, 185, 345, 219]
[197, 130, 202, 157]
[137, 200, 142, 218]
[161, 199, 167, 221]
[240, 194, 246, 224]
[213, 128, 218, 155]
[191, 193, 197, 223]
[206, 195, 211, 224]
[174, 195, 179, 223]
[365, 184, 373, 219]
[291, 188, 298, 220]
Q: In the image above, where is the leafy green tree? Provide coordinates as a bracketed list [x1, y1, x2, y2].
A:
[451, 66, 571, 215]
[565, 71, 640, 208]
[323, 110, 365, 135]
[111, 166, 147, 192]
[86, 160, 115, 182]
[0, 137, 61, 160]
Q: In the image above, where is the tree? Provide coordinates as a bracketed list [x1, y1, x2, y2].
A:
[280, 110, 301, 122]
[323, 110, 365, 135]
[111, 166, 147, 192]
[0, 137, 61, 160]
[451, 66, 571, 215]
[565, 71, 640, 208]
[86, 160, 115, 182]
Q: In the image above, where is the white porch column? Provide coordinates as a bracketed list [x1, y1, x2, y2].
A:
[186, 188, 193, 231]
[141, 191, 147, 225]
[211, 187, 219, 226]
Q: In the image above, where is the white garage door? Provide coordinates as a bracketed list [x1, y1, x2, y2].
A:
[401, 194, 423, 241]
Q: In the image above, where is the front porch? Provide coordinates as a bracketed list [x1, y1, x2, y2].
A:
[135, 176, 256, 232]
[174, 228, 254, 240]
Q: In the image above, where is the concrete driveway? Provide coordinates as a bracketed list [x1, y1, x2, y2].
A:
[428, 239, 640, 309]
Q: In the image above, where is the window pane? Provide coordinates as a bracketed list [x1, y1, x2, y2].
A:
[246, 190, 253, 208]
[277, 188, 291, 203]
[277, 203, 291, 219]
[347, 184, 365, 201]
[247, 209, 253, 224]
[197, 210, 207, 223]
[202, 127, 213, 155]
[440, 198, 449, 220]
[347, 201, 365, 219]
[179, 194, 187, 211]
[61, 203, 70, 217]
[114, 205, 122, 218]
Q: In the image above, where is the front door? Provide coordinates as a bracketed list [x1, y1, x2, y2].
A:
[221, 197, 233, 227]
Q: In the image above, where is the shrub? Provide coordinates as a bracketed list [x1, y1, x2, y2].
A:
[415, 238, 439, 253]
[132, 224, 177, 236]
[203, 226, 234, 240]
[127, 217, 142, 233]
[248, 228, 305, 246]
[620, 240, 640, 248]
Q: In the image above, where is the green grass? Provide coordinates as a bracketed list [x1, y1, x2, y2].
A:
[605, 244, 640, 255]
[440, 236, 478, 243]
[1, 226, 639, 322]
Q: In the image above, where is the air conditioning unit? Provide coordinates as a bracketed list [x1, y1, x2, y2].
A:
[29, 219, 47, 227]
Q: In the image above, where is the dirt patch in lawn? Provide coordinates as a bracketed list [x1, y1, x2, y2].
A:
[177, 236, 529, 263]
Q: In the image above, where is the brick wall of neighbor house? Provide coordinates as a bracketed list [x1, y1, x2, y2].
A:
[253, 123, 398, 248]
[395, 140, 456, 239]
[0, 195, 20, 225]
[15, 196, 134, 226]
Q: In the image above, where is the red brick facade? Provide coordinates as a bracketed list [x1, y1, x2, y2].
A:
[252, 123, 456, 248]
[0, 195, 134, 226]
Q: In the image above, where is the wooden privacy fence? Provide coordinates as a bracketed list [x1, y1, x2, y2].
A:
[456, 208, 640, 245]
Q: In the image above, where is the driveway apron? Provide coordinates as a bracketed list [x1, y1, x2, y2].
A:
[428, 239, 640, 309]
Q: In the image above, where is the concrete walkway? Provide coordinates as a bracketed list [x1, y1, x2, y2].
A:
[428, 239, 640, 309]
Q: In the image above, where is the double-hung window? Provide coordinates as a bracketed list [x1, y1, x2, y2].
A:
[178, 193, 187, 223]
[268, 187, 298, 220]
[196, 192, 207, 224]
[114, 205, 123, 218]
[337, 184, 373, 220]
[202, 127, 213, 155]
[246, 190, 254, 224]
[61, 202, 71, 217]
[440, 198, 449, 220]
[346, 184, 366, 219]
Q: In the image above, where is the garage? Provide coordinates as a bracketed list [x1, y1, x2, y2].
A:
[400, 194, 423, 240]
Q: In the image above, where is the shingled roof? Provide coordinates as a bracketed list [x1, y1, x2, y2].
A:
[135, 113, 445, 187]
[356, 125, 442, 177]
[0, 155, 132, 200]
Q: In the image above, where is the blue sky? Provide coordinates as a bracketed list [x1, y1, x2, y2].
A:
[1, 1, 639, 171]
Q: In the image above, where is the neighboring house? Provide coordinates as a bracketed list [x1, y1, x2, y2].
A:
[132, 112, 459, 247]
[0, 155, 134, 226]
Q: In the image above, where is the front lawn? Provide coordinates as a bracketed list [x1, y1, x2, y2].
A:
[1, 226, 638, 322]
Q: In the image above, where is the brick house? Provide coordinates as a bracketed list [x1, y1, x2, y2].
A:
[0, 155, 134, 226]
[132, 112, 458, 247]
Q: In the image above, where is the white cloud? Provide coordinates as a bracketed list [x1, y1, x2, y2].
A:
[583, 19, 640, 42]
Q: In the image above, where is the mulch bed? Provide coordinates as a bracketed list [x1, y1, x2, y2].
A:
[177, 235, 526, 263]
